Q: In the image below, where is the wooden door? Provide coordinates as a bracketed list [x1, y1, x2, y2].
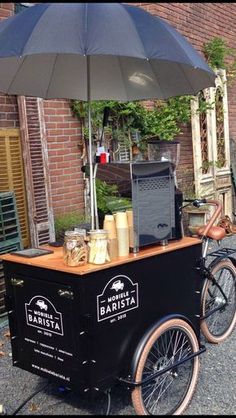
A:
[191, 69, 232, 217]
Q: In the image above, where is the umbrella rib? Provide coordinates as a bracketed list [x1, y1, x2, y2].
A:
[117, 56, 129, 102]
[122, 4, 148, 59]
[176, 62, 199, 95]
[20, 4, 51, 56]
[152, 17, 198, 68]
[45, 54, 58, 99]
[6, 55, 27, 95]
[148, 59, 165, 99]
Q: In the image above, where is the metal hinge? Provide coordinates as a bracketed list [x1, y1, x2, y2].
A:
[11, 278, 24, 287]
[58, 289, 74, 300]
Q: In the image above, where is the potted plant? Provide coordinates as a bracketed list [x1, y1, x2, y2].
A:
[183, 196, 210, 237]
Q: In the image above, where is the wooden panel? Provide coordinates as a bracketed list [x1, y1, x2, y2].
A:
[17, 96, 55, 246]
[0, 129, 29, 247]
[0, 237, 201, 276]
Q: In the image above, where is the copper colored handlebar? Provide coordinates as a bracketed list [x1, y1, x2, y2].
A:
[200, 199, 223, 237]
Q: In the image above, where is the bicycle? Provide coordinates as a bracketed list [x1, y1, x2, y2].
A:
[184, 198, 236, 344]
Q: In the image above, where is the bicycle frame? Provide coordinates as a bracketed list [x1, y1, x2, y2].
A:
[184, 198, 236, 322]
[119, 345, 206, 388]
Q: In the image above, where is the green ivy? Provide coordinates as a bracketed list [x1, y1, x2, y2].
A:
[54, 212, 87, 240]
[96, 178, 118, 214]
[203, 37, 229, 69]
[71, 95, 195, 148]
[71, 37, 236, 148]
[203, 37, 236, 82]
[96, 178, 131, 215]
[143, 96, 192, 141]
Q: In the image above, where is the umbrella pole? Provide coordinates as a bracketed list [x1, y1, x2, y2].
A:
[93, 163, 99, 229]
[87, 56, 95, 230]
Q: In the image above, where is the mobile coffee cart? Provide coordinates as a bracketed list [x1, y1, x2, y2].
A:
[1, 236, 204, 415]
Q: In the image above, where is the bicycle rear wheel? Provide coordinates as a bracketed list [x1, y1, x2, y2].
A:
[131, 318, 200, 415]
[201, 259, 236, 344]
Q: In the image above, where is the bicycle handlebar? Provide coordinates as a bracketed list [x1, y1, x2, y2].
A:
[184, 198, 223, 238]
[184, 198, 207, 208]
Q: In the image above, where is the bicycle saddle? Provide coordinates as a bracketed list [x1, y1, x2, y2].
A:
[197, 225, 226, 240]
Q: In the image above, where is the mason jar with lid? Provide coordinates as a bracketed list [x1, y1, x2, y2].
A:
[63, 231, 88, 267]
[88, 229, 109, 265]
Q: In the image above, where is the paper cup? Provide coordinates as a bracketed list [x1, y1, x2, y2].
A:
[115, 211, 128, 229]
[126, 210, 134, 247]
[108, 237, 118, 260]
[103, 214, 117, 239]
[117, 227, 129, 256]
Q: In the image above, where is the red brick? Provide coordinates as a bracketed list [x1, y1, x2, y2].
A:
[1, 3, 236, 216]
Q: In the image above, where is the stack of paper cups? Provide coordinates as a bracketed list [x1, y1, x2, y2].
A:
[103, 215, 117, 239]
[126, 210, 134, 248]
[115, 211, 129, 257]
[103, 214, 118, 260]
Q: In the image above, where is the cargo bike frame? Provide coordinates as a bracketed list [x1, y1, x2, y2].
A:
[2, 199, 235, 415]
[184, 198, 236, 345]
[3, 238, 203, 415]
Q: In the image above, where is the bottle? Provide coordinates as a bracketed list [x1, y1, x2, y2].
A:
[63, 231, 88, 267]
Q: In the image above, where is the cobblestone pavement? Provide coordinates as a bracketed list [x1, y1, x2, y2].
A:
[0, 319, 235, 415]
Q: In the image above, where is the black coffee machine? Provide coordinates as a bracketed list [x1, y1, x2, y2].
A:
[94, 161, 183, 252]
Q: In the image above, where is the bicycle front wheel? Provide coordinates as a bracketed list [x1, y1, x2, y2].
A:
[131, 318, 200, 415]
[201, 259, 236, 344]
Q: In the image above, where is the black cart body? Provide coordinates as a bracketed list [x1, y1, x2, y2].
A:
[3, 239, 202, 394]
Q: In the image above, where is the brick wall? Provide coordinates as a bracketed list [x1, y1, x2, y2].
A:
[1, 3, 236, 210]
[0, 95, 19, 128]
[133, 3, 236, 195]
[0, 4, 84, 216]
[0, 2, 14, 19]
[0, 4, 19, 129]
[43, 99, 84, 216]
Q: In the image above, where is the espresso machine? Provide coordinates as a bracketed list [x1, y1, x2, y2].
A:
[95, 160, 183, 252]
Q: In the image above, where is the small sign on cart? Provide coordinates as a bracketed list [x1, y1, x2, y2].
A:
[97, 275, 139, 323]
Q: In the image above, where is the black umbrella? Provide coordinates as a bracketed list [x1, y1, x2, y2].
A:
[0, 3, 216, 228]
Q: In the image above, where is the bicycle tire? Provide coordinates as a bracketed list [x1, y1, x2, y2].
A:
[131, 318, 200, 415]
[201, 259, 236, 344]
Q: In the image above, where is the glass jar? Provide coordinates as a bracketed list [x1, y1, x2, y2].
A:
[88, 229, 109, 265]
[63, 231, 88, 267]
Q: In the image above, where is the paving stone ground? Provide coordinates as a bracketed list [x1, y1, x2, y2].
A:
[0, 319, 235, 416]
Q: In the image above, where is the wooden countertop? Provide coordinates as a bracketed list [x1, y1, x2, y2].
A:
[0, 237, 201, 276]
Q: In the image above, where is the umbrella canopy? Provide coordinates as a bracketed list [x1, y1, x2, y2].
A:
[0, 3, 215, 100]
[0, 3, 216, 229]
